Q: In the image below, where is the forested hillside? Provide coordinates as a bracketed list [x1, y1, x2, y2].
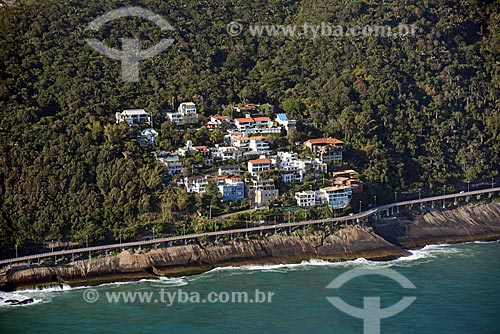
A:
[1, 0, 499, 251]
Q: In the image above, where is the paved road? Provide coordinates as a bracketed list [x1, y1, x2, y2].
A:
[1, 187, 499, 266]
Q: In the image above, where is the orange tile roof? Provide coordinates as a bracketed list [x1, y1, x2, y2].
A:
[249, 158, 271, 165]
[249, 136, 265, 141]
[233, 137, 250, 141]
[212, 115, 230, 119]
[253, 117, 271, 122]
[307, 137, 344, 145]
[235, 117, 255, 123]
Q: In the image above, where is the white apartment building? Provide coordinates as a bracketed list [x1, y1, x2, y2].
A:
[184, 175, 209, 194]
[157, 153, 183, 175]
[295, 186, 352, 209]
[116, 109, 152, 126]
[248, 158, 271, 177]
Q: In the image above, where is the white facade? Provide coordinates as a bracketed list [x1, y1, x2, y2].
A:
[211, 146, 243, 161]
[248, 158, 271, 177]
[318, 186, 353, 209]
[178, 102, 197, 116]
[249, 137, 270, 151]
[167, 102, 198, 125]
[158, 154, 183, 175]
[294, 191, 317, 207]
[294, 186, 352, 209]
[116, 109, 152, 126]
[184, 176, 209, 194]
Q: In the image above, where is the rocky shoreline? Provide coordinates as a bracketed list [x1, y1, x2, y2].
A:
[1, 202, 500, 291]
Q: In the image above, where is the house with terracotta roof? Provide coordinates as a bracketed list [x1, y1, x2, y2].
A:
[304, 137, 345, 163]
[234, 117, 256, 131]
[248, 158, 272, 177]
[253, 116, 273, 128]
[248, 136, 270, 152]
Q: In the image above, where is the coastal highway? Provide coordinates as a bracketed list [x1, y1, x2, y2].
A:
[1, 187, 499, 266]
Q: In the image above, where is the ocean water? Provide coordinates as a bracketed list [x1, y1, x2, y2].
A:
[0, 241, 499, 334]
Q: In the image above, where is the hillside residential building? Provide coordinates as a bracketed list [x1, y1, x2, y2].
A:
[295, 186, 352, 209]
[234, 117, 256, 131]
[218, 165, 242, 176]
[116, 109, 152, 126]
[275, 113, 297, 130]
[294, 191, 317, 207]
[268, 151, 326, 183]
[211, 146, 243, 161]
[248, 158, 272, 177]
[157, 153, 183, 175]
[166, 102, 198, 125]
[332, 169, 363, 193]
[247, 179, 279, 207]
[249, 136, 270, 152]
[139, 128, 158, 145]
[184, 175, 209, 194]
[215, 177, 245, 202]
[304, 137, 345, 163]
[207, 115, 231, 129]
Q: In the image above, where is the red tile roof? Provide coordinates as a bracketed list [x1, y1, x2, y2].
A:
[235, 117, 255, 123]
[253, 117, 271, 122]
[249, 158, 271, 165]
[249, 136, 265, 141]
[307, 137, 344, 145]
[233, 137, 250, 141]
[212, 115, 230, 119]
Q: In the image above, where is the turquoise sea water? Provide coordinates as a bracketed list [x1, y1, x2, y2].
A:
[1, 241, 499, 334]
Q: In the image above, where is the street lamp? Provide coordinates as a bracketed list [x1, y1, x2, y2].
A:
[359, 200, 362, 213]
[493, 178, 495, 189]
[373, 195, 377, 207]
[467, 181, 470, 193]
[15, 244, 18, 258]
[394, 192, 397, 204]
[152, 227, 155, 240]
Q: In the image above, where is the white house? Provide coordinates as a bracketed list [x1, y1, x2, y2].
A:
[253, 116, 273, 128]
[211, 146, 243, 161]
[249, 136, 270, 152]
[116, 109, 152, 126]
[275, 113, 297, 130]
[317, 186, 353, 209]
[218, 165, 242, 176]
[178, 102, 197, 115]
[157, 153, 183, 175]
[234, 117, 256, 131]
[210, 115, 231, 125]
[294, 191, 317, 207]
[184, 175, 209, 194]
[139, 128, 158, 145]
[248, 158, 272, 177]
[166, 102, 198, 125]
[295, 186, 352, 209]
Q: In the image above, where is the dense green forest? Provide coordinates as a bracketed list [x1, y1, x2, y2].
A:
[1, 0, 499, 252]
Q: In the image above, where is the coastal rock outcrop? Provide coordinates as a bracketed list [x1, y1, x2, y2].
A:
[0, 226, 404, 291]
[375, 202, 500, 247]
